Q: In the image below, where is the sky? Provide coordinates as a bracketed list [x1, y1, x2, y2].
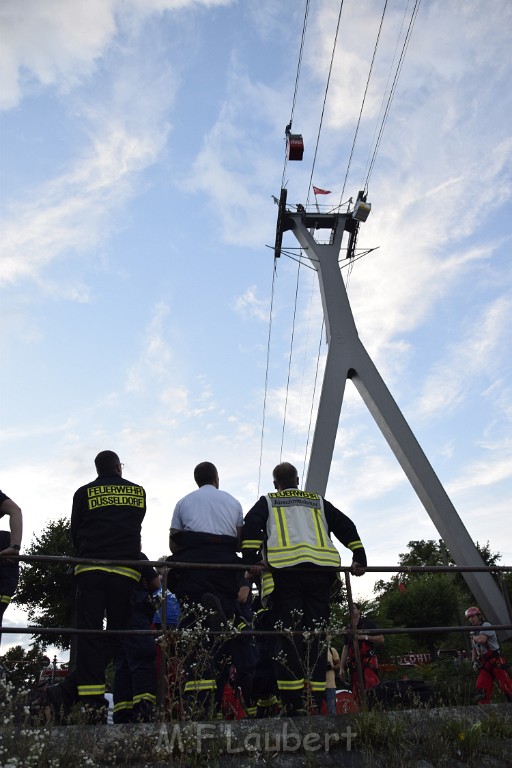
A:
[1, 0, 511, 659]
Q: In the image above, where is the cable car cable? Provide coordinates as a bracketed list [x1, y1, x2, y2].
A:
[256, 260, 278, 498]
[292, 268, 318, 461]
[281, 0, 311, 190]
[283, 1, 346, 466]
[279, 262, 301, 463]
[276, 0, 418, 474]
[272, 0, 316, 468]
[363, 0, 422, 193]
[259, 1, 310, 491]
[339, 0, 389, 207]
[305, 0, 346, 208]
[301, 318, 325, 483]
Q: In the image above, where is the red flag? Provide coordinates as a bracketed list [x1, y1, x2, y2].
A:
[398, 580, 407, 594]
[312, 185, 331, 195]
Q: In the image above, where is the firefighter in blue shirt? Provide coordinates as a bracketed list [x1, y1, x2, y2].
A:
[242, 462, 367, 717]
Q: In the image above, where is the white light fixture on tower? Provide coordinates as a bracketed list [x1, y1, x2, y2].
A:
[353, 199, 371, 222]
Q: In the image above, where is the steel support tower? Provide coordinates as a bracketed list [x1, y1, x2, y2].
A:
[280, 203, 510, 634]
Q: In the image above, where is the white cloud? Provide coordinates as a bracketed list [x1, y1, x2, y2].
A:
[448, 452, 512, 496]
[414, 297, 511, 418]
[0, 0, 233, 110]
[1, 43, 175, 288]
[0, 123, 164, 286]
[125, 302, 174, 392]
[0, 0, 117, 110]
[234, 286, 269, 321]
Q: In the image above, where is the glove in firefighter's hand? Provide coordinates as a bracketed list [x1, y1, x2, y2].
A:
[351, 561, 366, 577]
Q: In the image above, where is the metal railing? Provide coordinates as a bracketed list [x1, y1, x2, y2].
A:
[2, 554, 511, 710]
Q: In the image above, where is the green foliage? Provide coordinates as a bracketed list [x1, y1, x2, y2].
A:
[372, 539, 508, 658]
[0, 643, 49, 687]
[379, 573, 460, 654]
[356, 710, 412, 766]
[418, 656, 475, 706]
[13, 518, 74, 649]
[442, 718, 483, 763]
[374, 538, 503, 600]
[399, 539, 447, 567]
[479, 709, 512, 738]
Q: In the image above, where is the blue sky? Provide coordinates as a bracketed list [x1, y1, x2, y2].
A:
[1, 0, 511, 655]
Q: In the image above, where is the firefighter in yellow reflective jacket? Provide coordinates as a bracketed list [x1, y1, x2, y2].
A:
[241, 462, 367, 717]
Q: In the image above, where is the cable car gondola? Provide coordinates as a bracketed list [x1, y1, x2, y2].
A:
[286, 132, 304, 161]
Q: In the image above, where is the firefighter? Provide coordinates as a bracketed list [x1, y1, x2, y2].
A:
[241, 461, 367, 717]
[112, 554, 160, 723]
[339, 602, 384, 699]
[0, 490, 23, 646]
[466, 606, 512, 704]
[68, 450, 147, 722]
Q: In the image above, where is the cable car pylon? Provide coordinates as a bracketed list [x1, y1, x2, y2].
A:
[274, 196, 511, 636]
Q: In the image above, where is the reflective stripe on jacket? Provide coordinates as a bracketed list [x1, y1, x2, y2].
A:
[264, 491, 341, 569]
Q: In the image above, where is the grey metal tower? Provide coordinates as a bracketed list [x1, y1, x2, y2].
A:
[276, 196, 510, 634]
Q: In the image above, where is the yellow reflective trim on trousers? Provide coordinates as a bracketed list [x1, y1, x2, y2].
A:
[272, 507, 289, 548]
[113, 701, 133, 713]
[261, 571, 274, 598]
[277, 679, 305, 691]
[184, 680, 216, 692]
[311, 507, 326, 548]
[257, 695, 278, 707]
[78, 684, 106, 696]
[241, 540, 262, 550]
[133, 693, 156, 705]
[74, 565, 141, 581]
[347, 540, 363, 551]
[1, 595, 11, 604]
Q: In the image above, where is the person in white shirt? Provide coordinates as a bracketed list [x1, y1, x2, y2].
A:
[168, 461, 244, 718]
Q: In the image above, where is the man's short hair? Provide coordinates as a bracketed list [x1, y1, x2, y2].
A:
[194, 461, 218, 487]
[95, 450, 120, 475]
[273, 462, 299, 489]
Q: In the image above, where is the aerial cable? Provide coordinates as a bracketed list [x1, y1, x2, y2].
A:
[339, 246, 379, 268]
[306, 0, 346, 207]
[281, 0, 311, 190]
[275, 0, 316, 461]
[301, 318, 325, 484]
[363, 0, 422, 192]
[257, 260, 278, 498]
[299, 0, 347, 452]
[260, 2, 311, 489]
[292, 268, 318, 458]
[339, 0, 389, 207]
[279, 260, 302, 463]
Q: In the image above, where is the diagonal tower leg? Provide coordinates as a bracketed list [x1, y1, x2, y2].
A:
[285, 209, 511, 634]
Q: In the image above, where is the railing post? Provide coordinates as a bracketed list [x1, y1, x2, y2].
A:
[498, 572, 512, 629]
[344, 568, 367, 711]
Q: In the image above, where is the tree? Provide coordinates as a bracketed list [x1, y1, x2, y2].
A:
[373, 539, 509, 656]
[13, 518, 75, 650]
[0, 644, 49, 687]
[374, 539, 504, 599]
[379, 573, 460, 656]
